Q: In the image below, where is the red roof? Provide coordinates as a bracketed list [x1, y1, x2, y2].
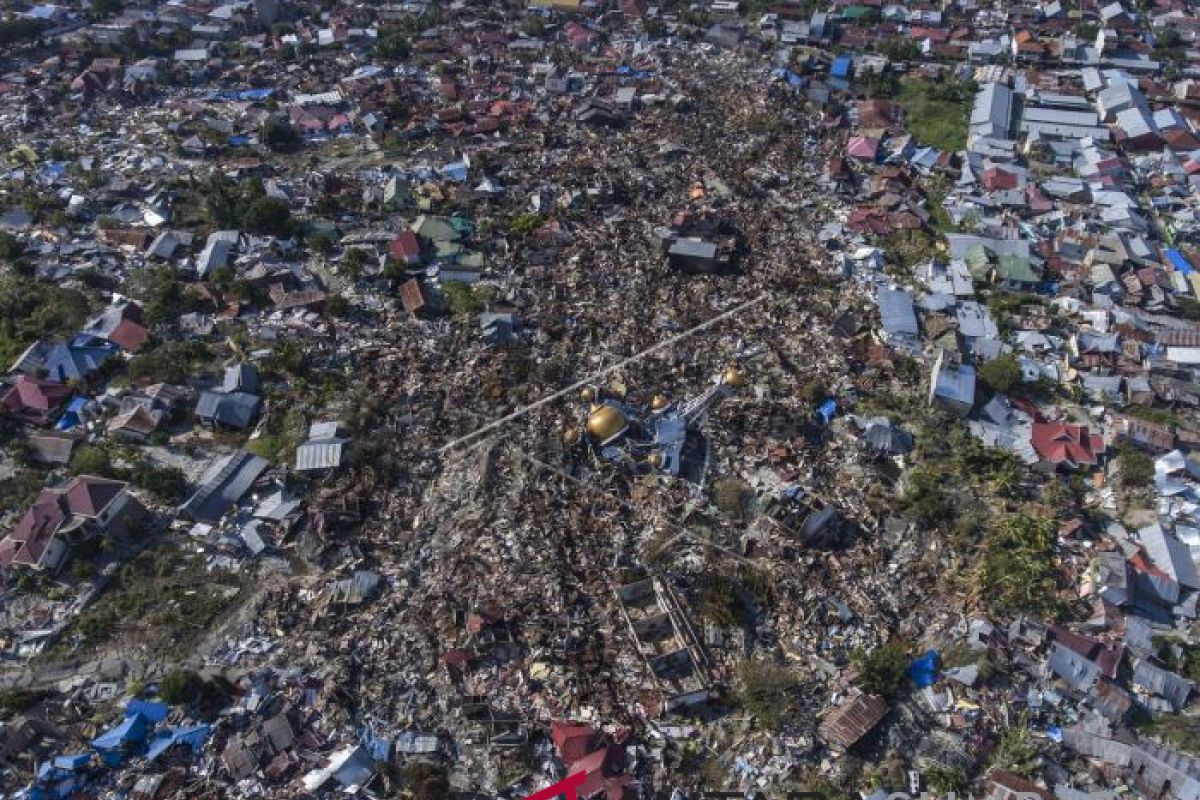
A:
[0, 476, 127, 568]
[551, 722, 596, 765]
[1031, 422, 1104, 466]
[107, 319, 149, 352]
[389, 229, 421, 263]
[1, 375, 73, 424]
[846, 136, 879, 160]
[981, 167, 1019, 191]
[62, 475, 125, 517]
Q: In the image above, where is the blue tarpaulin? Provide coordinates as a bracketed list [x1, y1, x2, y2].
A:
[909, 650, 939, 688]
[816, 398, 837, 424]
[208, 88, 274, 102]
[126, 699, 169, 723]
[228, 135, 250, 146]
[439, 160, 468, 182]
[831, 55, 852, 78]
[91, 713, 151, 763]
[146, 725, 211, 762]
[1167, 249, 1195, 275]
[54, 396, 87, 431]
[770, 68, 805, 86]
[615, 65, 653, 79]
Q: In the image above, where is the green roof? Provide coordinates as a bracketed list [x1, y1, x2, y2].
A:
[996, 254, 1041, 284]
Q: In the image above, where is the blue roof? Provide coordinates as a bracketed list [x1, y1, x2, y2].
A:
[43, 337, 117, 382]
[831, 55, 852, 78]
[1167, 248, 1194, 275]
[816, 398, 838, 424]
[771, 68, 805, 86]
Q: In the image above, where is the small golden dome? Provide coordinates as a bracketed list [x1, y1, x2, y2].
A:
[650, 394, 669, 410]
[580, 387, 595, 402]
[647, 451, 663, 467]
[723, 366, 746, 388]
[586, 404, 627, 442]
[562, 427, 581, 445]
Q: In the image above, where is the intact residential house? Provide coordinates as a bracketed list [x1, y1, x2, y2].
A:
[196, 364, 261, 430]
[81, 300, 149, 352]
[0, 477, 146, 573]
[1030, 422, 1105, 470]
[295, 421, 350, 474]
[1, 376, 73, 426]
[388, 227, 422, 265]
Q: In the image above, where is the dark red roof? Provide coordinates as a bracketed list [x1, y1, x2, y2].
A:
[107, 319, 149, 352]
[1031, 422, 1104, 466]
[62, 475, 125, 517]
[1, 375, 73, 423]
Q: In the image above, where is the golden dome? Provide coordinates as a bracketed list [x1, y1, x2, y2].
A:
[586, 404, 627, 442]
[647, 451, 663, 467]
[580, 387, 595, 402]
[650, 394, 669, 410]
[723, 366, 746, 388]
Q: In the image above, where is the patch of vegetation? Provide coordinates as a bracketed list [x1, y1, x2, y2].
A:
[131, 461, 187, 504]
[158, 669, 233, 712]
[128, 340, 214, 385]
[1124, 405, 1183, 428]
[923, 765, 967, 795]
[55, 542, 245, 660]
[260, 118, 301, 153]
[1138, 713, 1200, 755]
[0, 688, 49, 719]
[0, 469, 48, 514]
[885, 229, 938, 270]
[0, 18, 50, 47]
[441, 280, 485, 316]
[694, 572, 748, 628]
[1116, 441, 1155, 489]
[133, 268, 207, 327]
[897, 78, 973, 152]
[978, 513, 1060, 618]
[990, 722, 1040, 777]
[979, 353, 1022, 394]
[508, 212, 543, 237]
[736, 660, 799, 731]
[70, 445, 118, 478]
[201, 175, 293, 237]
[0, 275, 92, 367]
[375, 26, 412, 60]
[898, 465, 954, 528]
[711, 477, 749, 521]
[852, 641, 910, 698]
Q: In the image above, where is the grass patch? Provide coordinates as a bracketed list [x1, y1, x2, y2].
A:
[898, 79, 970, 152]
[51, 542, 245, 661]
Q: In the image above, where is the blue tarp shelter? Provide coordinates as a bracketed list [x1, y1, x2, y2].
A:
[771, 68, 805, 86]
[831, 55, 853, 78]
[816, 398, 838, 424]
[909, 650, 940, 687]
[126, 699, 169, 723]
[1167, 249, 1195, 274]
[54, 396, 87, 431]
[91, 713, 152, 767]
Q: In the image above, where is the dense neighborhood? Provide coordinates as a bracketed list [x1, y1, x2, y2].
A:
[4, 0, 1200, 799]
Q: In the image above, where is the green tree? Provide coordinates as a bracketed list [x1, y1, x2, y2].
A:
[441, 280, 484, 315]
[1117, 441, 1154, 488]
[242, 197, 292, 237]
[307, 232, 334, 255]
[375, 27, 411, 59]
[979, 353, 1022, 394]
[261, 118, 301, 153]
[979, 513, 1060, 617]
[340, 247, 369, 279]
[131, 462, 187, 503]
[158, 669, 204, 705]
[70, 445, 115, 478]
[853, 641, 909, 697]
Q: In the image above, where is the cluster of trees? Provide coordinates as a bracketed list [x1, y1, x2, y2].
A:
[0, 18, 49, 48]
[200, 175, 293, 237]
[0, 274, 91, 367]
[852, 641, 911, 697]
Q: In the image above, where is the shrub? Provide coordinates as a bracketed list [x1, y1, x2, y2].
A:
[979, 353, 1022, 394]
[242, 197, 293, 237]
[736, 660, 798, 730]
[979, 513, 1060, 618]
[132, 462, 187, 504]
[711, 477, 748, 520]
[852, 641, 909, 697]
[70, 445, 115, 478]
[441, 281, 484, 316]
[1117, 441, 1155, 489]
[158, 669, 204, 705]
[261, 118, 301, 153]
[307, 233, 334, 255]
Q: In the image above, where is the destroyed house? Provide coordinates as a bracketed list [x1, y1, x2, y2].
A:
[616, 577, 712, 712]
[818, 693, 889, 751]
[181, 450, 269, 523]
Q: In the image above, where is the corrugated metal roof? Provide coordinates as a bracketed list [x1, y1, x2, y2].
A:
[876, 287, 918, 337]
[181, 450, 269, 523]
[818, 693, 888, 749]
[295, 439, 348, 472]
